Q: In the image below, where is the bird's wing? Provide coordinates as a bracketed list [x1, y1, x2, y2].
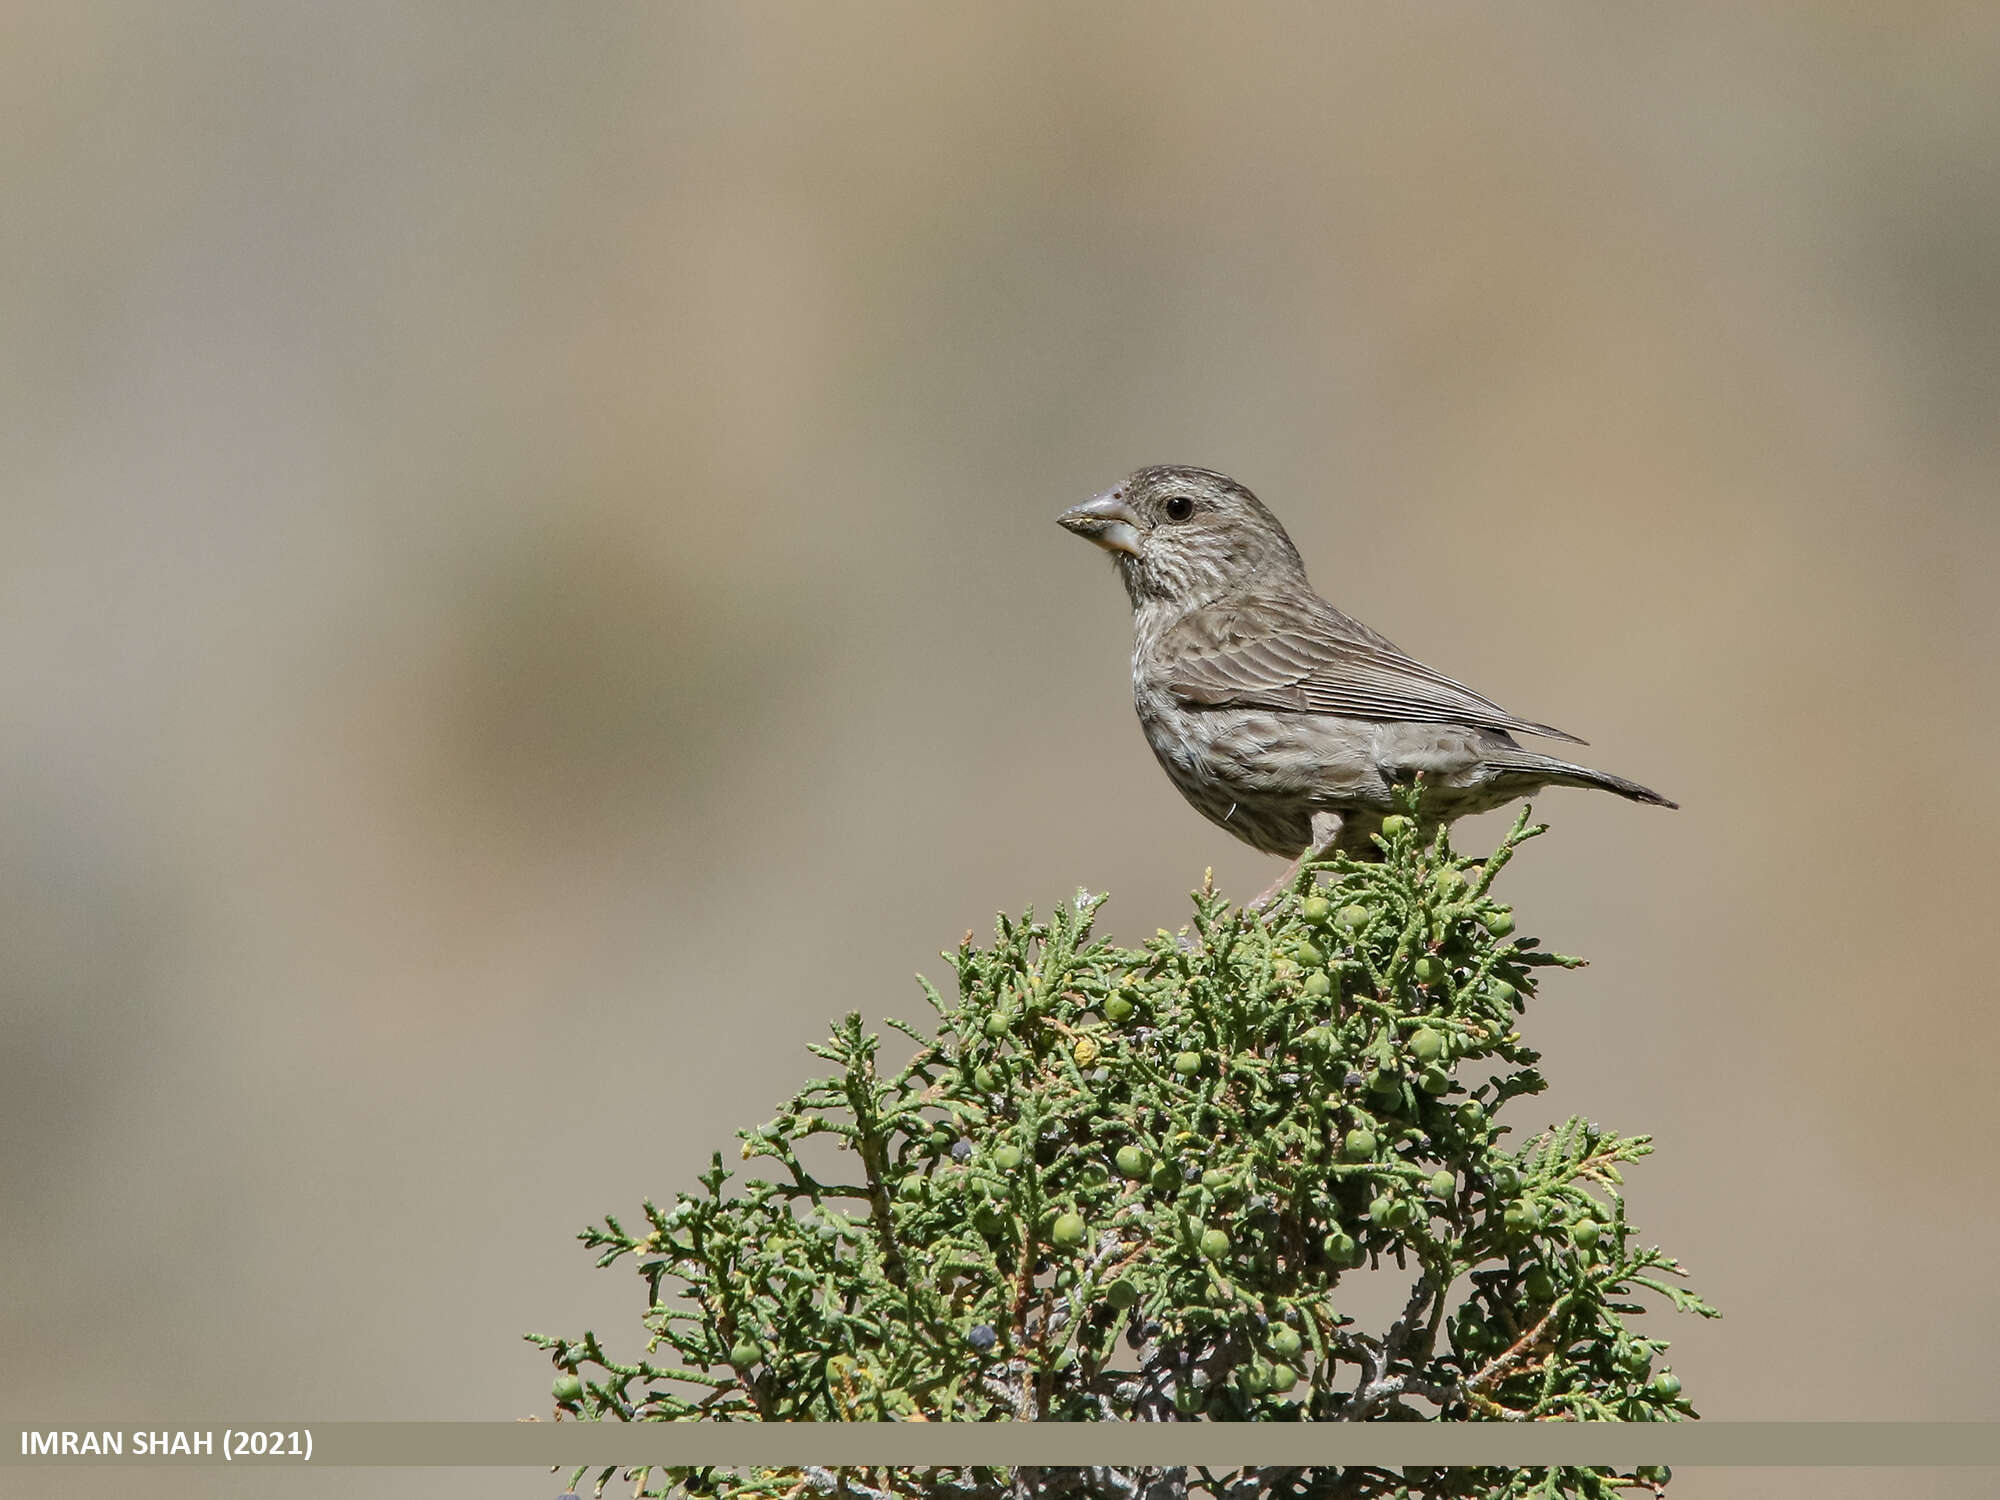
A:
[1162, 599, 1587, 745]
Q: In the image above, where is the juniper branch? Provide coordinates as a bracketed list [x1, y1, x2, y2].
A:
[532, 795, 1712, 1500]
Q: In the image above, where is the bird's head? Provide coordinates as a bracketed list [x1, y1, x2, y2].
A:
[1058, 465, 1308, 612]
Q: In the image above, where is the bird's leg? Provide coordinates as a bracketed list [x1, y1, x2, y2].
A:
[1249, 811, 1346, 914]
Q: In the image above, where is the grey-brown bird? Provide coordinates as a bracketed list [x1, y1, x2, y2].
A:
[1059, 465, 1674, 901]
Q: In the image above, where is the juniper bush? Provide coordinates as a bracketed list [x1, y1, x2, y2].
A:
[532, 800, 1712, 1500]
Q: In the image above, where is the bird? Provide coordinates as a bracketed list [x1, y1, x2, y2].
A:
[1058, 464, 1674, 905]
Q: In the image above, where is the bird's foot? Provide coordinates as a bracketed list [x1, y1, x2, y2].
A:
[1248, 811, 1346, 917]
[1248, 858, 1311, 915]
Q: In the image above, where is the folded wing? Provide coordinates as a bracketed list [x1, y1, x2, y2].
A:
[1162, 596, 1587, 745]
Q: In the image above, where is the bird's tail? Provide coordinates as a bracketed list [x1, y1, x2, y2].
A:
[1492, 753, 1679, 810]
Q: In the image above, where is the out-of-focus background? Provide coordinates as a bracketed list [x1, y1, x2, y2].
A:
[5, 4, 1997, 1496]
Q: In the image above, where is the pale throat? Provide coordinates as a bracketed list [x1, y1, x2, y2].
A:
[1121, 550, 1236, 621]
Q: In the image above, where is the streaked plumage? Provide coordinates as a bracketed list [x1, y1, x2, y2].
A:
[1059, 465, 1674, 870]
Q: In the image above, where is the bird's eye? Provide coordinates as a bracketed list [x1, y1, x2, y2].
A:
[1163, 496, 1195, 522]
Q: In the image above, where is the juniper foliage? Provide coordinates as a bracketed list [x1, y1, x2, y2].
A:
[530, 801, 1714, 1499]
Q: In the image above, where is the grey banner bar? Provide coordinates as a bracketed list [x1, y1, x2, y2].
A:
[9, 1422, 2000, 1468]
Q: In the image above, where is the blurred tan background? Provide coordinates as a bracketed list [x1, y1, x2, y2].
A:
[5, 4, 1998, 1497]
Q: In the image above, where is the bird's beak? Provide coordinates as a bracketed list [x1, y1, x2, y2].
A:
[1058, 490, 1144, 557]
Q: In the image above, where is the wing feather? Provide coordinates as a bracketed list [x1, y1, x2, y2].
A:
[1162, 598, 1586, 745]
